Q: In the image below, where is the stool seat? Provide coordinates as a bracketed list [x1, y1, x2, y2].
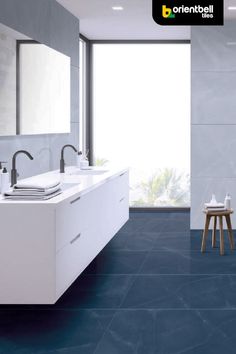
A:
[203, 209, 233, 216]
[201, 209, 234, 256]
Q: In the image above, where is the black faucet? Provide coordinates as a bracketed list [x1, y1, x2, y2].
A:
[11, 150, 34, 187]
[60, 144, 77, 173]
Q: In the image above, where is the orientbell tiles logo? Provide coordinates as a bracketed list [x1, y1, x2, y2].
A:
[153, 0, 224, 26]
[162, 5, 175, 18]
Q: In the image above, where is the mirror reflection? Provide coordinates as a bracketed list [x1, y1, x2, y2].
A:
[0, 23, 71, 136]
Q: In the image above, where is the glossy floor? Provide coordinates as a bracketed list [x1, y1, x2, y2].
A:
[1, 211, 236, 353]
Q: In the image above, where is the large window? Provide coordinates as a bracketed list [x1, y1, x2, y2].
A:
[92, 43, 190, 207]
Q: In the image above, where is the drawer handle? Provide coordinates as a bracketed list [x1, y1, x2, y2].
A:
[70, 196, 81, 204]
[120, 197, 125, 202]
[119, 172, 126, 177]
[70, 233, 81, 244]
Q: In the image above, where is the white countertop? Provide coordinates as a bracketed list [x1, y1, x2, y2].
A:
[0, 166, 128, 206]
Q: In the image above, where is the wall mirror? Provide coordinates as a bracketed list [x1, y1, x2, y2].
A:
[0, 23, 71, 136]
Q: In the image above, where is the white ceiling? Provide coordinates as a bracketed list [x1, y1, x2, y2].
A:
[56, 0, 190, 40]
[56, 0, 236, 40]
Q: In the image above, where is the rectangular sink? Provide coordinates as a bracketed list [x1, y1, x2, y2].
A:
[68, 169, 108, 176]
[60, 183, 80, 191]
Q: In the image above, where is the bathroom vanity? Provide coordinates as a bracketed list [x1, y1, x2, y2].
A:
[0, 167, 129, 304]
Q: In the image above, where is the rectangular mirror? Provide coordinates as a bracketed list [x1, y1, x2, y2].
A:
[0, 23, 71, 136]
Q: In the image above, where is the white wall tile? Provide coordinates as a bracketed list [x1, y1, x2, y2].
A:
[192, 22, 236, 72]
[192, 125, 236, 179]
[192, 71, 236, 125]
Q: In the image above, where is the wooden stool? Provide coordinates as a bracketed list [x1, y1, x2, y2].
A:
[201, 209, 234, 256]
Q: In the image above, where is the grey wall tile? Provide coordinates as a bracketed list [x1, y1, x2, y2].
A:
[0, 134, 50, 179]
[49, 1, 79, 67]
[191, 125, 236, 178]
[191, 24, 236, 229]
[192, 22, 236, 72]
[49, 123, 79, 170]
[191, 177, 236, 229]
[192, 71, 236, 125]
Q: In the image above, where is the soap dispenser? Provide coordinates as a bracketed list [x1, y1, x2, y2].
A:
[210, 194, 217, 205]
[76, 151, 83, 168]
[224, 193, 231, 210]
[0, 161, 8, 193]
[1, 166, 9, 195]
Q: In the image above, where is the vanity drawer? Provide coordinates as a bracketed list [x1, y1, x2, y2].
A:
[56, 227, 102, 298]
[113, 171, 129, 200]
[101, 171, 129, 237]
[56, 191, 96, 252]
[115, 194, 129, 231]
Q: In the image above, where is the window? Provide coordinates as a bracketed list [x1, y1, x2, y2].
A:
[79, 37, 87, 153]
[92, 43, 190, 207]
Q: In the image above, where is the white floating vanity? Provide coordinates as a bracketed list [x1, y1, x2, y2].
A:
[0, 167, 129, 304]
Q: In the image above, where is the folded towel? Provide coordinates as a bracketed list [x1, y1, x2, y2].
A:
[5, 185, 61, 197]
[4, 190, 62, 200]
[14, 177, 61, 191]
[204, 202, 225, 208]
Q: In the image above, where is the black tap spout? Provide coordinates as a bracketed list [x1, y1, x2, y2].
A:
[11, 150, 34, 187]
[60, 144, 77, 173]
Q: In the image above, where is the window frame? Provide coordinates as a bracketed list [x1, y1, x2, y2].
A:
[82, 39, 191, 210]
[79, 34, 92, 160]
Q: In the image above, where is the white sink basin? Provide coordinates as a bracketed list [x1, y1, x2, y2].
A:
[60, 182, 79, 191]
[68, 169, 108, 176]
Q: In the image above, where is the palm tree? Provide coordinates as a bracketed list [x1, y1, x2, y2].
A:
[132, 168, 190, 207]
[95, 157, 109, 167]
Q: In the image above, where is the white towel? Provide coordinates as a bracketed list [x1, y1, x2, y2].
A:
[204, 202, 225, 208]
[5, 185, 61, 197]
[14, 177, 61, 191]
[4, 190, 62, 200]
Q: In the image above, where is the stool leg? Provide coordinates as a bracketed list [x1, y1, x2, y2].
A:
[225, 214, 234, 251]
[219, 216, 224, 256]
[212, 216, 217, 248]
[201, 215, 211, 253]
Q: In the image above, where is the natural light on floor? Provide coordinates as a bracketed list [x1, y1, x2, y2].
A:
[93, 43, 190, 207]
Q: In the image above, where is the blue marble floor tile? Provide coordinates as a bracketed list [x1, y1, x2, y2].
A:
[120, 275, 236, 309]
[55, 274, 134, 309]
[94, 310, 156, 354]
[0, 309, 114, 354]
[95, 310, 236, 354]
[155, 310, 236, 354]
[139, 250, 236, 275]
[153, 231, 191, 250]
[106, 230, 193, 253]
[120, 212, 190, 233]
[3, 211, 236, 354]
[121, 217, 190, 232]
[143, 217, 190, 233]
[104, 231, 158, 251]
[119, 217, 151, 233]
[139, 250, 192, 274]
[84, 250, 147, 275]
[190, 230, 203, 250]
